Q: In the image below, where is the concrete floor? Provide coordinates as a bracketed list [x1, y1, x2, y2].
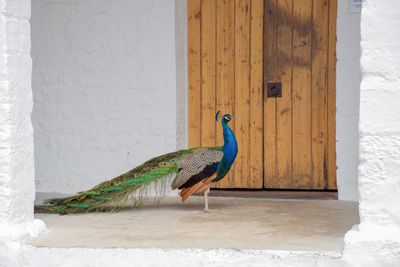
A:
[31, 196, 359, 251]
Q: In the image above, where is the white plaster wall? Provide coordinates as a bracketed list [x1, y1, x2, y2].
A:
[357, 0, 400, 227]
[0, 0, 45, 241]
[336, 0, 361, 201]
[32, 0, 179, 194]
[175, 0, 188, 150]
[343, 0, 400, 266]
[5, 246, 346, 267]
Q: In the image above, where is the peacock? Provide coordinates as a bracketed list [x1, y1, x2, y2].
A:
[36, 111, 238, 214]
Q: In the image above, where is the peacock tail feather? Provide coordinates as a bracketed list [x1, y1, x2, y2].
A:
[36, 147, 221, 214]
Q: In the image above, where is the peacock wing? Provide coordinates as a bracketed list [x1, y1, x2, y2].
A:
[171, 149, 224, 190]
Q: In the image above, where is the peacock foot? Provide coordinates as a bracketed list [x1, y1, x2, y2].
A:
[203, 208, 218, 213]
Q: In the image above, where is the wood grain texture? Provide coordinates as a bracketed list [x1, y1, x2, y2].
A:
[263, 0, 337, 189]
[188, 0, 337, 190]
[291, 0, 312, 189]
[264, 0, 278, 188]
[213, 0, 235, 188]
[188, 0, 201, 148]
[200, 0, 216, 147]
[249, 0, 264, 188]
[189, 0, 265, 189]
[327, 0, 337, 189]
[234, 0, 251, 188]
[311, 0, 329, 189]
[274, 0, 293, 188]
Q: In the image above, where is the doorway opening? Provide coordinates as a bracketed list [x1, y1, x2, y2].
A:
[30, 0, 360, 252]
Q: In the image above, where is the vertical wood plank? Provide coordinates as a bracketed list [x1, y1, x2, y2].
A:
[234, 0, 251, 188]
[273, 0, 293, 188]
[249, 0, 264, 188]
[292, 0, 312, 188]
[188, 0, 201, 148]
[214, 0, 235, 188]
[327, 0, 337, 189]
[200, 0, 216, 147]
[311, 0, 329, 189]
[264, 0, 278, 188]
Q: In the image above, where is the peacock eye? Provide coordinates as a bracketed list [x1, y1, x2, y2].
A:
[171, 159, 175, 163]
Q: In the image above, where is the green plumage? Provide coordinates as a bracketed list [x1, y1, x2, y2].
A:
[36, 147, 221, 214]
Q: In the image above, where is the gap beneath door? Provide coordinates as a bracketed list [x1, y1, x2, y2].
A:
[201, 189, 338, 200]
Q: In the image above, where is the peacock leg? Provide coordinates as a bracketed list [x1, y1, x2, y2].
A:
[204, 187, 210, 212]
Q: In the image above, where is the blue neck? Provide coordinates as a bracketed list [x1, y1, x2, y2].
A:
[221, 120, 238, 165]
[213, 119, 238, 182]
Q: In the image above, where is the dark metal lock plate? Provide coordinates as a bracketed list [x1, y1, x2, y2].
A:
[266, 82, 282, 98]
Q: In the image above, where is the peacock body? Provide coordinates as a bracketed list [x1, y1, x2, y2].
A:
[36, 112, 237, 214]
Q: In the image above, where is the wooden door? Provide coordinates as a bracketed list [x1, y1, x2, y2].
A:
[187, 0, 337, 190]
[264, 0, 337, 189]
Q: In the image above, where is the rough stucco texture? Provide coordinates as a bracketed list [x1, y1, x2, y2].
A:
[10, 247, 345, 267]
[336, 0, 361, 201]
[32, 0, 178, 194]
[0, 0, 36, 231]
[343, 0, 400, 266]
[358, 0, 400, 226]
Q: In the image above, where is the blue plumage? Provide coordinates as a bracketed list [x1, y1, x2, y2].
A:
[214, 114, 238, 182]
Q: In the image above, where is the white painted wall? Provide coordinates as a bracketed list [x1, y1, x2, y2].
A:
[336, 0, 361, 201]
[343, 0, 400, 265]
[175, 0, 188, 150]
[9, 247, 347, 267]
[32, 0, 179, 194]
[0, 0, 45, 241]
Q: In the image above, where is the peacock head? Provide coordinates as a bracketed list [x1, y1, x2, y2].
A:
[215, 111, 233, 124]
